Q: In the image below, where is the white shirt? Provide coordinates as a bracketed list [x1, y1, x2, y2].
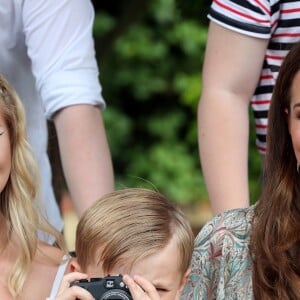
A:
[47, 255, 71, 299]
[0, 0, 105, 237]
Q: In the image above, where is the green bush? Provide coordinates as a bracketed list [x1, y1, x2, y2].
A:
[92, 0, 262, 206]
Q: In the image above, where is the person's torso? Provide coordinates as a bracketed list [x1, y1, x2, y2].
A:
[182, 206, 255, 299]
[254, 0, 300, 152]
[208, 0, 300, 154]
[0, 0, 62, 234]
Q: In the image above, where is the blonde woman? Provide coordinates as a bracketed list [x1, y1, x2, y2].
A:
[0, 75, 66, 299]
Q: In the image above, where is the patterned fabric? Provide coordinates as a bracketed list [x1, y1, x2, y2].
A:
[208, 0, 300, 154]
[181, 206, 255, 300]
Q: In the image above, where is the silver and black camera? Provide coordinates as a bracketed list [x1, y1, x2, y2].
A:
[71, 275, 132, 300]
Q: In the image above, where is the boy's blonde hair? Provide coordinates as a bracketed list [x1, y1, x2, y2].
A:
[0, 74, 64, 296]
[76, 188, 194, 275]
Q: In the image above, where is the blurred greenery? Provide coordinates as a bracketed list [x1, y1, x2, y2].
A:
[89, 0, 262, 206]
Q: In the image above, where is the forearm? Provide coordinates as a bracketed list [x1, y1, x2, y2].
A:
[198, 92, 250, 215]
[54, 104, 114, 216]
[198, 23, 268, 215]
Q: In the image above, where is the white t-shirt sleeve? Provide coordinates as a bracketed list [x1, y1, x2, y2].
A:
[22, 0, 105, 119]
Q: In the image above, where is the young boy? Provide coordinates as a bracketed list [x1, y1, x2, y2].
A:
[52, 188, 194, 300]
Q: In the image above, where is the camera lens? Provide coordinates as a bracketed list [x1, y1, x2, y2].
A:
[99, 289, 132, 300]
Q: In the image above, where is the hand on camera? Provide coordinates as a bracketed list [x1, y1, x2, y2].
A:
[55, 272, 94, 300]
[123, 274, 160, 300]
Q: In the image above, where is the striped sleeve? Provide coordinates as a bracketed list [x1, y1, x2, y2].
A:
[208, 0, 276, 39]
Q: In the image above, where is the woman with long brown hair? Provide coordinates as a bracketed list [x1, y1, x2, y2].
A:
[182, 42, 300, 299]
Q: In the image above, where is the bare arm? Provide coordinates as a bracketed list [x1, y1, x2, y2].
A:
[199, 22, 268, 215]
[54, 104, 114, 216]
[22, 0, 114, 216]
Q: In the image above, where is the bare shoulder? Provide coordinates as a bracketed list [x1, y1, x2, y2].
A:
[21, 242, 67, 300]
[36, 241, 66, 264]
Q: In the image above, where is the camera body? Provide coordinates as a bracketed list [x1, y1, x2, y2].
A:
[70, 275, 132, 300]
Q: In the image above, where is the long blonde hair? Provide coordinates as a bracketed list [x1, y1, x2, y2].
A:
[0, 75, 64, 296]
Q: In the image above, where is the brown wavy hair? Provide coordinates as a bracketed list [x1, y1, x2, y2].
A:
[251, 43, 300, 299]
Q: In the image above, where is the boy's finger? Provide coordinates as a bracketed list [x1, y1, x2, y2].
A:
[56, 285, 94, 300]
[58, 272, 88, 292]
[132, 275, 160, 299]
[123, 274, 160, 300]
[123, 275, 146, 299]
[61, 272, 88, 285]
[56, 272, 93, 300]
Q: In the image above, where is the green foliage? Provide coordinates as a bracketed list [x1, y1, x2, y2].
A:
[93, 0, 208, 204]
[92, 0, 262, 205]
[249, 109, 263, 204]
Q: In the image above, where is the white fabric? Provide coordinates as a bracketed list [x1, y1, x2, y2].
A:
[47, 255, 70, 300]
[0, 0, 105, 237]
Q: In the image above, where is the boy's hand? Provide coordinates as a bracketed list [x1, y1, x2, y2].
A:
[123, 274, 160, 300]
[54, 272, 94, 300]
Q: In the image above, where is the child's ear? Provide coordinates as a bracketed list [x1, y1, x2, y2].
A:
[178, 268, 191, 292]
[68, 257, 82, 273]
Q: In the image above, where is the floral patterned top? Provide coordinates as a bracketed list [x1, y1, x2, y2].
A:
[181, 206, 255, 300]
